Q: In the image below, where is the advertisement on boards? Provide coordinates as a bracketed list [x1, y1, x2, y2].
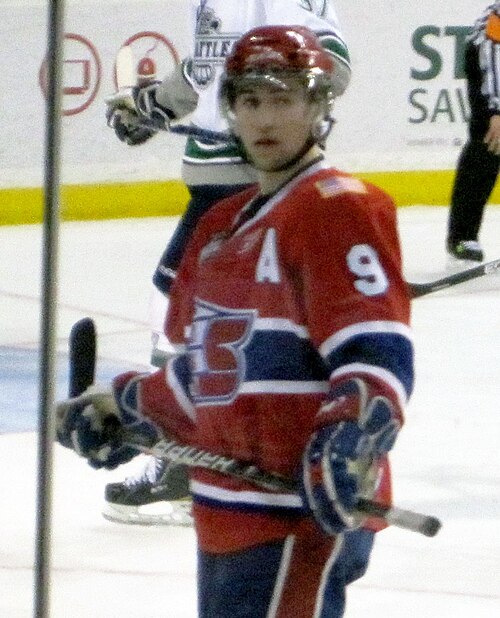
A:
[0, 0, 490, 197]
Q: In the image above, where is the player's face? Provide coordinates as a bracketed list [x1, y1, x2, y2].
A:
[232, 79, 317, 172]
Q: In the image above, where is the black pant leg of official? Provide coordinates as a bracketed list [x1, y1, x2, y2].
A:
[448, 40, 500, 246]
[448, 138, 500, 245]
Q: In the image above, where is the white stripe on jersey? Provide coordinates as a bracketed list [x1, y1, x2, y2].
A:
[190, 479, 303, 508]
[330, 362, 409, 409]
[319, 320, 413, 359]
[266, 535, 296, 618]
[255, 317, 310, 339]
[479, 39, 500, 111]
[313, 533, 344, 618]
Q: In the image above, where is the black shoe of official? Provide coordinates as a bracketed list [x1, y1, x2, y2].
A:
[102, 457, 193, 526]
[447, 240, 484, 263]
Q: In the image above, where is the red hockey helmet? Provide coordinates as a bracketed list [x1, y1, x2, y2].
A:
[225, 25, 335, 77]
[220, 25, 338, 142]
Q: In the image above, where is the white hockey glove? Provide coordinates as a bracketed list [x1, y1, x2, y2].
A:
[57, 374, 161, 470]
[106, 82, 176, 146]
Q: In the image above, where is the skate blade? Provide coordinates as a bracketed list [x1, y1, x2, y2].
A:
[102, 500, 193, 527]
[446, 255, 483, 271]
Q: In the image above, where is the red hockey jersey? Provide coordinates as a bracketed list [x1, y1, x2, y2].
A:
[133, 158, 414, 552]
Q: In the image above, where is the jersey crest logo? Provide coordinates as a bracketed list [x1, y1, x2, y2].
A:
[299, 0, 328, 17]
[199, 232, 226, 263]
[193, 4, 239, 88]
[196, 3, 221, 35]
[188, 299, 256, 405]
[238, 228, 264, 255]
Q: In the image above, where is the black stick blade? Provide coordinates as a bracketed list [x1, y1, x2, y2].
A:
[68, 318, 96, 397]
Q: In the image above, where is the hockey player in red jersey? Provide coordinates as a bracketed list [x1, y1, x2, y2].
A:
[58, 25, 414, 617]
[104, 0, 351, 526]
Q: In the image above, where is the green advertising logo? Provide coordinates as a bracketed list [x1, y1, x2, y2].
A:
[408, 25, 471, 124]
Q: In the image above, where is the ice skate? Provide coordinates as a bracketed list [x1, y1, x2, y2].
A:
[102, 457, 193, 526]
[447, 240, 484, 268]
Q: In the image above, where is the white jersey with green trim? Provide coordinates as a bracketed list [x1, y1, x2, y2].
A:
[180, 0, 351, 186]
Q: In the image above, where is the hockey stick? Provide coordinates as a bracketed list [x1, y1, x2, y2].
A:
[66, 318, 442, 538]
[408, 257, 500, 298]
[68, 317, 96, 397]
[108, 45, 232, 143]
[121, 433, 441, 537]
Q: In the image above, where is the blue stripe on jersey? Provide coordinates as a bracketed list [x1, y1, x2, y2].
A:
[245, 331, 329, 382]
[191, 479, 304, 515]
[171, 354, 192, 394]
[193, 493, 305, 516]
[324, 332, 414, 397]
[168, 354, 197, 420]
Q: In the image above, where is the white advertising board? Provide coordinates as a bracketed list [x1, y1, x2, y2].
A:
[333, 0, 486, 171]
[0, 0, 489, 189]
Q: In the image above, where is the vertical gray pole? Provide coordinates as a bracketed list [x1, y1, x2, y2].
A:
[34, 1, 65, 616]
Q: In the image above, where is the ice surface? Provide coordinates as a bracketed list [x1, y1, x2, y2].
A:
[0, 208, 499, 617]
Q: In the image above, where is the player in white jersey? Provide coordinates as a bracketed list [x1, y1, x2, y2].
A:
[105, 0, 351, 526]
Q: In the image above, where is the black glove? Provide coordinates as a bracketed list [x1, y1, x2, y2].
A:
[106, 107, 158, 146]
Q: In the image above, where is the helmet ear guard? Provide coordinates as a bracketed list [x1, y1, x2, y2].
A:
[219, 25, 340, 146]
[312, 114, 336, 149]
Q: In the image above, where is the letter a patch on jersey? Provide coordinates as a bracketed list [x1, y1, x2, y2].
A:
[256, 228, 281, 283]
